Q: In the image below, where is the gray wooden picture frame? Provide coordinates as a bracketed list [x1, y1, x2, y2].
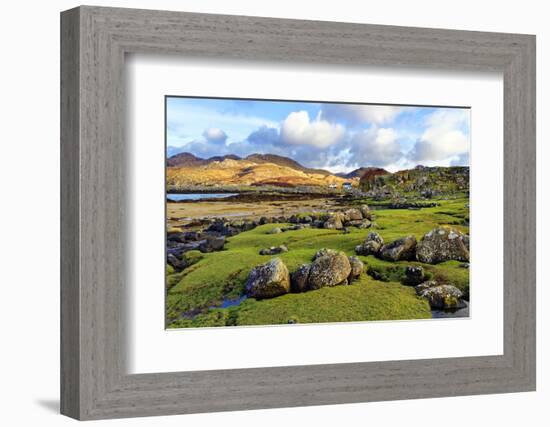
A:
[60, 5, 536, 421]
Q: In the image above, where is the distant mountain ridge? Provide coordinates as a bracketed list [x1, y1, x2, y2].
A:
[166, 152, 353, 189]
[337, 167, 390, 179]
[167, 151, 330, 176]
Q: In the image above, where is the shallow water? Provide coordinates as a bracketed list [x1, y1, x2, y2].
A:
[431, 301, 470, 319]
[167, 193, 238, 201]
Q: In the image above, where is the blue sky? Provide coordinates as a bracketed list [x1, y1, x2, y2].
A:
[166, 97, 470, 173]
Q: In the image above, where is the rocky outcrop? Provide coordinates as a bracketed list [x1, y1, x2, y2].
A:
[415, 281, 464, 309]
[259, 245, 289, 256]
[379, 235, 417, 261]
[416, 227, 469, 264]
[355, 232, 384, 256]
[307, 251, 352, 290]
[245, 258, 290, 299]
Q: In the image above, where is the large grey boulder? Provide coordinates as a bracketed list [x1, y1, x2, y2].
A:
[307, 250, 351, 290]
[290, 264, 311, 293]
[313, 248, 339, 261]
[379, 235, 417, 261]
[355, 231, 384, 256]
[245, 258, 290, 299]
[415, 281, 463, 309]
[416, 227, 469, 264]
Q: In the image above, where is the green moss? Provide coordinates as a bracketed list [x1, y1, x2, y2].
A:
[166, 197, 470, 327]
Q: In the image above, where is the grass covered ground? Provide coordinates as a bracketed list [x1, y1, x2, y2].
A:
[166, 196, 469, 328]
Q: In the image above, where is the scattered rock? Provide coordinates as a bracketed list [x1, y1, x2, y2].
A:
[379, 235, 417, 261]
[416, 227, 469, 264]
[459, 262, 470, 269]
[259, 245, 289, 255]
[299, 215, 313, 224]
[290, 264, 311, 293]
[307, 250, 351, 290]
[348, 256, 364, 281]
[259, 216, 271, 225]
[402, 266, 425, 286]
[323, 212, 345, 230]
[198, 236, 225, 253]
[268, 227, 283, 234]
[415, 282, 464, 309]
[355, 232, 384, 256]
[167, 253, 186, 271]
[344, 208, 363, 221]
[359, 204, 372, 220]
[245, 258, 291, 299]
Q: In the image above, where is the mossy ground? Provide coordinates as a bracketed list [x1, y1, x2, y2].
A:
[166, 196, 469, 328]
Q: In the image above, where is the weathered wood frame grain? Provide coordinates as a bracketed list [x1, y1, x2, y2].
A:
[60, 5, 536, 420]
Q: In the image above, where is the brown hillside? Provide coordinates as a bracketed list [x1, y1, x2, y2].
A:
[166, 158, 355, 188]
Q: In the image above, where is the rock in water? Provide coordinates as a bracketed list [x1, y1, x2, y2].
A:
[355, 231, 384, 256]
[290, 264, 311, 293]
[348, 256, 364, 281]
[415, 282, 464, 309]
[245, 258, 290, 299]
[416, 227, 469, 264]
[402, 266, 425, 286]
[379, 235, 417, 261]
[307, 251, 351, 290]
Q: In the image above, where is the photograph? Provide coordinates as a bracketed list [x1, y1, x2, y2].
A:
[165, 97, 471, 328]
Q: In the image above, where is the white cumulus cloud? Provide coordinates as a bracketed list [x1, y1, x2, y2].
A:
[349, 127, 402, 168]
[321, 104, 406, 126]
[408, 109, 470, 165]
[202, 127, 228, 144]
[280, 111, 345, 148]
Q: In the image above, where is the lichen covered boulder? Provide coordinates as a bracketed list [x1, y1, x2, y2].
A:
[348, 256, 364, 281]
[323, 212, 346, 230]
[313, 248, 339, 261]
[307, 250, 351, 290]
[359, 204, 373, 220]
[415, 281, 463, 309]
[355, 232, 384, 256]
[344, 208, 363, 221]
[245, 258, 290, 299]
[416, 227, 469, 264]
[379, 235, 417, 261]
[290, 264, 311, 293]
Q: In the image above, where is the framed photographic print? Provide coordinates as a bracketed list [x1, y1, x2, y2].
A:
[61, 6, 536, 420]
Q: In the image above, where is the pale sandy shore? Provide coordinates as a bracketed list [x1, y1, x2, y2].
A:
[167, 197, 343, 230]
